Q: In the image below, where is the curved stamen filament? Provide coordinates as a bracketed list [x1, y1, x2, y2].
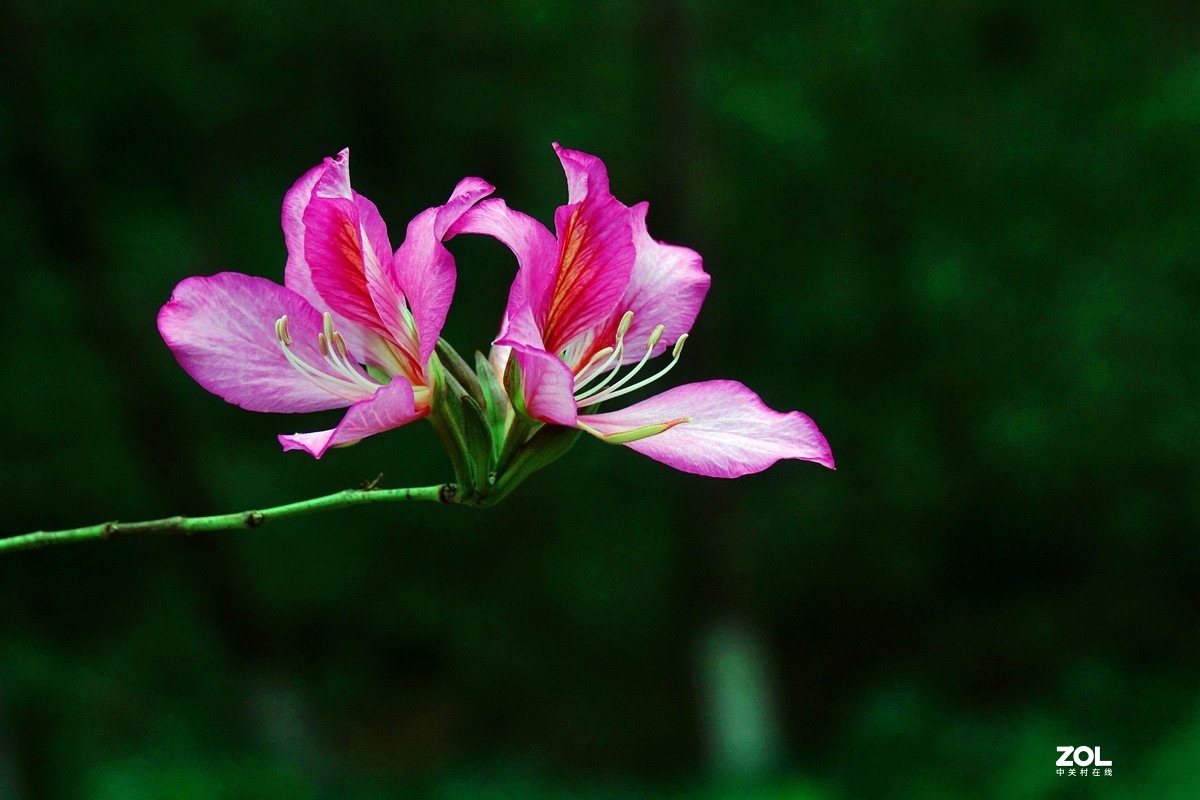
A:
[584, 333, 688, 406]
[276, 314, 380, 402]
[571, 347, 615, 393]
[318, 316, 376, 391]
[579, 324, 664, 402]
[573, 312, 633, 400]
[571, 309, 689, 407]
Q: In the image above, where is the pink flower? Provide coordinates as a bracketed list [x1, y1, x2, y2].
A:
[158, 149, 493, 458]
[454, 144, 833, 478]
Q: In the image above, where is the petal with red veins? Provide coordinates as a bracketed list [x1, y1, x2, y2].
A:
[350, 190, 420, 367]
[303, 192, 389, 333]
[277, 378, 423, 458]
[541, 194, 635, 353]
[158, 272, 352, 413]
[301, 151, 403, 341]
[577, 380, 834, 477]
[282, 151, 384, 362]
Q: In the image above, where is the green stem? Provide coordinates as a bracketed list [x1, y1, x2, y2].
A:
[0, 483, 454, 555]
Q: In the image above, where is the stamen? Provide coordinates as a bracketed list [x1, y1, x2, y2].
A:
[276, 315, 292, 346]
[322, 337, 377, 390]
[571, 346, 615, 392]
[579, 324, 663, 401]
[587, 333, 688, 405]
[273, 314, 380, 402]
[573, 320, 630, 400]
[617, 310, 633, 337]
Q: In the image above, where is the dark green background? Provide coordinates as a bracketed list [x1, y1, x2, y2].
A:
[1, 1, 1196, 797]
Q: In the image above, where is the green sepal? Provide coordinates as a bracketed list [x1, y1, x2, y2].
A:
[459, 394, 495, 497]
[475, 351, 510, 460]
[502, 355, 530, 419]
[425, 351, 473, 490]
[481, 424, 584, 508]
[435, 338, 486, 411]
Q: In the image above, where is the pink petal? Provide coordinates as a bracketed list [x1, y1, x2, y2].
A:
[435, 176, 495, 240]
[278, 378, 423, 458]
[281, 158, 327, 304]
[158, 272, 352, 413]
[351, 190, 420, 369]
[577, 380, 834, 478]
[541, 193, 636, 354]
[278, 149, 391, 362]
[615, 202, 710, 362]
[495, 302, 546, 349]
[390, 207, 450, 370]
[390, 179, 494, 370]
[496, 340, 578, 427]
[553, 142, 611, 204]
[303, 184, 391, 333]
[352, 190, 398, 299]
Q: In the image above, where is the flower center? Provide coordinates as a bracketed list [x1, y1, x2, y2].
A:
[571, 310, 688, 406]
[275, 312, 382, 403]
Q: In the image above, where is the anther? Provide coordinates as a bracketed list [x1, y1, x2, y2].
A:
[276, 315, 292, 346]
[646, 325, 665, 351]
[273, 312, 378, 403]
[332, 331, 349, 359]
[617, 310, 633, 338]
[673, 333, 688, 358]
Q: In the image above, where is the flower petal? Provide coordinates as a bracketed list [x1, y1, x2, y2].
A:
[615, 202, 710, 362]
[541, 193, 636, 354]
[302, 197, 382, 330]
[496, 340, 578, 427]
[282, 150, 387, 363]
[281, 159, 326, 302]
[303, 167, 392, 333]
[278, 378, 422, 458]
[435, 176, 495, 240]
[158, 272, 352, 413]
[390, 179, 495, 370]
[577, 380, 834, 477]
[553, 142, 611, 204]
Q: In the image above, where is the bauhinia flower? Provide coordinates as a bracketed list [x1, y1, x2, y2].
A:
[158, 149, 493, 458]
[453, 144, 834, 478]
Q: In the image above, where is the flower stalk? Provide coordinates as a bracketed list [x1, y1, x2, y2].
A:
[1, 484, 452, 555]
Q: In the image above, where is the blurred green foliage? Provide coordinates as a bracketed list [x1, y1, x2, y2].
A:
[0, 0, 1197, 797]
